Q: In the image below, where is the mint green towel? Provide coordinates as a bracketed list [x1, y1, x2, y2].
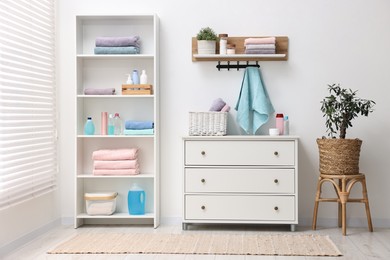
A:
[235, 67, 274, 134]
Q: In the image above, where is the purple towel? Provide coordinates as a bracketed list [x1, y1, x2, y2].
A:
[209, 98, 226, 111]
[95, 36, 140, 48]
[84, 88, 116, 95]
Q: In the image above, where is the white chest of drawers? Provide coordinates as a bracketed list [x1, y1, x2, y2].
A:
[182, 136, 298, 231]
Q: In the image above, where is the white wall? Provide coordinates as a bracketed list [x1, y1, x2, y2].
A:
[58, 0, 390, 227]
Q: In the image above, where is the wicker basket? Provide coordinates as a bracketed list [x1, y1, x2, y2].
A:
[189, 112, 227, 136]
[317, 138, 362, 175]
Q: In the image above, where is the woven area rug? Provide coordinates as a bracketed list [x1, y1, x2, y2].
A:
[48, 233, 342, 256]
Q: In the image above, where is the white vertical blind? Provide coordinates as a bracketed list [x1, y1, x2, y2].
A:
[0, 0, 56, 210]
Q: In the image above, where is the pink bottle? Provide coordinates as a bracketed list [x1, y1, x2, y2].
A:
[101, 112, 108, 135]
[276, 113, 284, 135]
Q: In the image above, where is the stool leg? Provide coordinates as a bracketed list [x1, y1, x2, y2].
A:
[312, 176, 322, 230]
[338, 179, 342, 228]
[362, 177, 374, 232]
[340, 178, 348, 236]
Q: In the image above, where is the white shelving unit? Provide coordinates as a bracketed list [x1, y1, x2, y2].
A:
[75, 14, 159, 228]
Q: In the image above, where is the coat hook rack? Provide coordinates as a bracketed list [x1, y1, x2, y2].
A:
[216, 61, 260, 71]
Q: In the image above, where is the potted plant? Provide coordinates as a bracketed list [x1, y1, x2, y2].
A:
[317, 84, 376, 175]
[196, 27, 217, 54]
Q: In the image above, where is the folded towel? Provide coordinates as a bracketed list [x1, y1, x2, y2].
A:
[95, 36, 140, 48]
[125, 120, 154, 130]
[245, 49, 276, 54]
[94, 46, 140, 55]
[220, 104, 231, 112]
[93, 169, 140, 176]
[92, 148, 138, 161]
[245, 44, 275, 50]
[93, 160, 139, 170]
[84, 88, 116, 95]
[124, 129, 154, 135]
[209, 98, 226, 111]
[235, 67, 275, 134]
[244, 37, 276, 45]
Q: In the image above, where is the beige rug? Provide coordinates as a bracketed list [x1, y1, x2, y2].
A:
[48, 233, 342, 256]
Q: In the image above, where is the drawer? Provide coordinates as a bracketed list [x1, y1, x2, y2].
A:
[185, 195, 295, 221]
[185, 168, 295, 193]
[185, 140, 295, 166]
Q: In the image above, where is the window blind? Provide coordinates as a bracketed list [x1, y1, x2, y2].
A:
[0, 0, 56, 210]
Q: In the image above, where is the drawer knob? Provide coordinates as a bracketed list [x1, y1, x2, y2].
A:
[201, 205, 206, 210]
[274, 179, 279, 184]
[201, 178, 206, 183]
[274, 206, 279, 211]
[201, 151, 206, 156]
[274, 151, 279, 156]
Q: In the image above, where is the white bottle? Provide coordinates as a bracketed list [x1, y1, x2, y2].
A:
[283, 115, 289, 135]
[125, 74, 133, 84]
[140, 70, 148, 84]
[113, 113, 123, 135]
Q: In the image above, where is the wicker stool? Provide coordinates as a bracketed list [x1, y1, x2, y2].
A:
[312, 174, 373, 235]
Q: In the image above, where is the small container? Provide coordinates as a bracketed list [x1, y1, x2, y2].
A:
[128, 183, 145, 215]
[283, 115, 289, 135]
[85, 192, 118, 215]
[101, 112, 108, 135]
[132, 69, 140, 84]
[84, 117, 95, 135]
[108, 114, 115, 135]
[219, 34, 228, 55]
[140, 70, 148, 84]
[276, 113, 284, 135]
[227, 44, 236, 54]
[125, 74, 133, 84]
[269, 128, 279, 136]
[113, 113, 122, 135]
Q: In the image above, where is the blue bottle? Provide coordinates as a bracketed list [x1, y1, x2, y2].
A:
[84, 117, 95, 135]
[128, 183, 145, 215]
[132, 69, 140, 85]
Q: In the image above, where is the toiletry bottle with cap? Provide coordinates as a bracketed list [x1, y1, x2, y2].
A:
[132, 70, 140, 84]
[84, 117, 95, 135]
[276, 113, 284, 135]
[108, 114, 115, 135]
[284, 115, 289, 135]
[140, 70, 148, 84]
[101, 112, 108, 135]
[219, 34, 228, 55]
[113, 113, 123, 135]
[125, 74, 133, 84]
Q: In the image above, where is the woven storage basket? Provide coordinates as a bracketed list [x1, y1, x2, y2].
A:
[189, 112, 227, 136]
[317, 138, 362, 175]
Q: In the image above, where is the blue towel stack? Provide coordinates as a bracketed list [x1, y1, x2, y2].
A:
[124, 121, 154, 135]
[94, 36, 141, 55]
[235, 67, 274, 134]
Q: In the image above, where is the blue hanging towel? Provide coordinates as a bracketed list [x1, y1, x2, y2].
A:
[235, 67, 275, 134]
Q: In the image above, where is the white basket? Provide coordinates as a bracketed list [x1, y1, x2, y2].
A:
[189, 112, 227, 136]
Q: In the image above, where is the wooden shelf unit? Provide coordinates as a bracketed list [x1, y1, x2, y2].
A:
[192, 36, 288, 62]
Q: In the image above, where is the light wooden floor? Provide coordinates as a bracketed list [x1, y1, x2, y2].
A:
[3, 223, 390, 259]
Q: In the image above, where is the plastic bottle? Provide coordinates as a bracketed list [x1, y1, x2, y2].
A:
[132, 70, 140, 84]
[140, 70, 148, 84]
[125, 74, 133, 84]
[101, 112, 107, 135]
[219, 34, 228, 55]
[108, 114, 115, 135]
[276, 113, 284, 135]
[113, 113, 122, 135]
[84, 117, 95, 135]
[283, 115, 289, 135]
[128, 183, 145, 215]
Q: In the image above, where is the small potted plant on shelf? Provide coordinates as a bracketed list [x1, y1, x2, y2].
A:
[317, 83, 376, 175]
[196, 27, 218, 54]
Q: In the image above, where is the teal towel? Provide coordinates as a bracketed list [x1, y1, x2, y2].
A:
[94, 46, 140, 54]
[123, 129, 154, 135]
[235, 67, 274, 134]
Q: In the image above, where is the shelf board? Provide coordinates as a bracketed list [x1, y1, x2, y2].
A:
[77, 54, 154, 59]
[77, 212, 155, 219]
[77, 135, 154, 138]
[77, 94, 154, 98]
[77, 173, 155, 179]
[193, 53, 286, 60]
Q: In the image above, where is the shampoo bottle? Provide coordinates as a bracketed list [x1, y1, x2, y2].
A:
[283, 115, 289, 135]
[132, 70, 140, 84]
[276, 113, 284, 135]
[140, 70, 147, 84]
[84, 117, 95, 135]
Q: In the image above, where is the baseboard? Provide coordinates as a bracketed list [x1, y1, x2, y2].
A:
[0, 218, 61, 258]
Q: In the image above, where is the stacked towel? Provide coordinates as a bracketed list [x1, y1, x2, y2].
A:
[94, 36, 140, 55]
[124, 121, 154, 135]
[244, 37, 276, 54]
[209, 98, 230, 112]
[92, 148, 140, 175]
[84, 88, 116, 95]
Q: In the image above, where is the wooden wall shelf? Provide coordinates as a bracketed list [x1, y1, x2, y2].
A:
[192, 36, 288, 62]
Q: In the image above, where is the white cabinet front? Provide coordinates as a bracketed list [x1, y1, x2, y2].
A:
[185, 195, 295, 221]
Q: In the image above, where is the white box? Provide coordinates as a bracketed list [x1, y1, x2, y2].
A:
[84, 192, 118, 215]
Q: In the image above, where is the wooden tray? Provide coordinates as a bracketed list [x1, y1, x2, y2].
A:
[122, 84, 153, 95]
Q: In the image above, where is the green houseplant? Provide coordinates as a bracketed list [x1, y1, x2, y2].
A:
[317, 84, 375, 175]
[196, 27, 217, 54]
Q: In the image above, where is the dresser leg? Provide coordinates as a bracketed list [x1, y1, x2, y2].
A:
[182, 223, 188, 230]
[290, 224, 296, 232]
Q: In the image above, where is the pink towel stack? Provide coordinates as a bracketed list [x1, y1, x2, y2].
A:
[92, 148, 140, 175]
[244, 37, 276, 54]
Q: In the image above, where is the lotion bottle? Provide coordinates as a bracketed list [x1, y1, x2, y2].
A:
[140, 70, 148, 84]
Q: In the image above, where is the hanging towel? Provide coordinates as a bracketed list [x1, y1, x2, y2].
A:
[235, 67, 274, 134]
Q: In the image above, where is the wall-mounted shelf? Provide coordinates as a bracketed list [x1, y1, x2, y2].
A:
[192, 36, 288, 62]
